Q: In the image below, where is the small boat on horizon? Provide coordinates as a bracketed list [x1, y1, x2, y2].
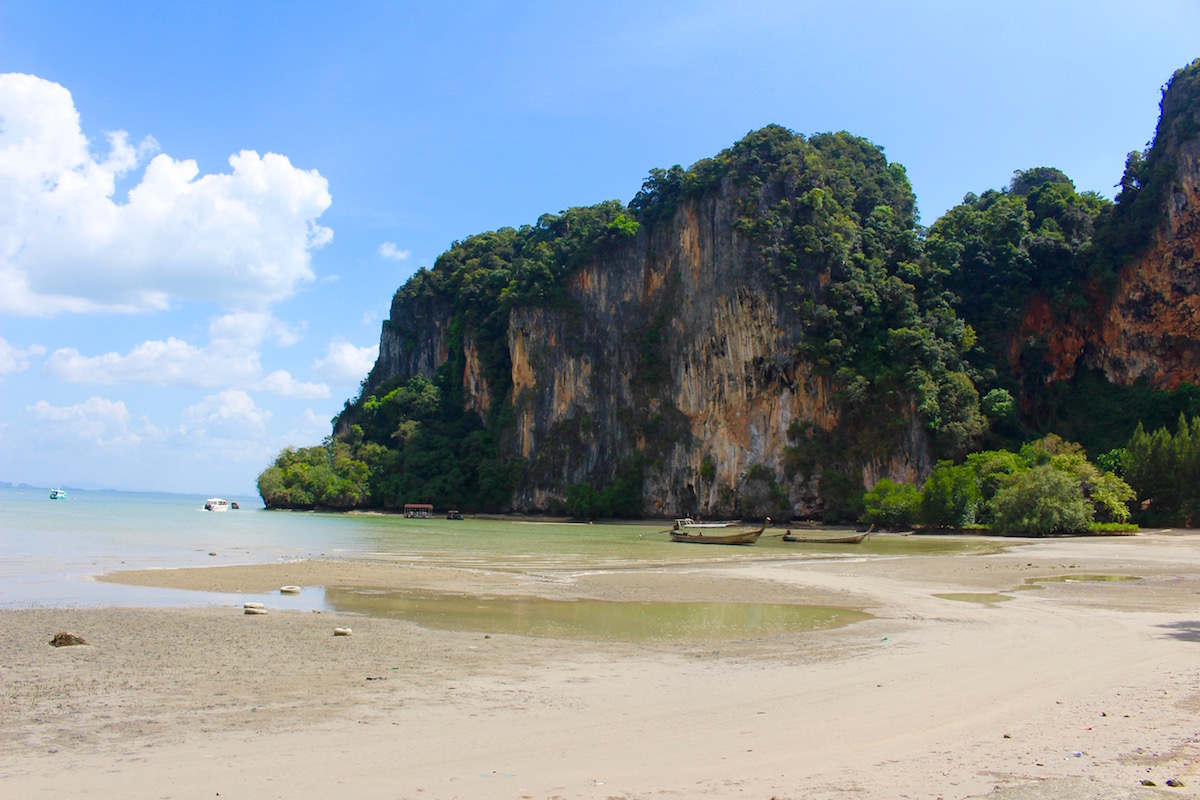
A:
[49, 488, 67, 500]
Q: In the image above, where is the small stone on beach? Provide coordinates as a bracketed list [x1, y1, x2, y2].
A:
[244, 607, 268, 615]
[49, 632, 87, 647]
[333, 627, 352, 636]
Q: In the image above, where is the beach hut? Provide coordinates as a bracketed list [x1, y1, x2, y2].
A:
[403, 503, 433, 518]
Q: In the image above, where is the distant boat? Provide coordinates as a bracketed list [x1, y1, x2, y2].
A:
[49, 488, 67, 500]
[782, 531, 868, 544]
[668, 517, 767, 545]
[204, 498, 231, 512]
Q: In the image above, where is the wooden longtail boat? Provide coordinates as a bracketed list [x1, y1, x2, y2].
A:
[781, 531, 868, 544]
[668, 517, 767, 545]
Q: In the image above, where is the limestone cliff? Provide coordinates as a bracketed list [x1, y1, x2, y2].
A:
[1012, 59, 1200, 391]
[354, 129, 952, 518]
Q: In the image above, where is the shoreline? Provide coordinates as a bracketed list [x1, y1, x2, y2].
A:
[4, 532, 1200, 799]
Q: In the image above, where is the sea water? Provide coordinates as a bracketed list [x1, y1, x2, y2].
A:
[0, 486, 998, 626]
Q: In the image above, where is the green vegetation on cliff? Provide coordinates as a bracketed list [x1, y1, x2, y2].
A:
[258, 59, 1200, 519]
[260, 125, 985, 513]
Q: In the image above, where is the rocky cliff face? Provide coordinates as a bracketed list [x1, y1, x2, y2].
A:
[365, 169, 933, 517]
[1012, 61, 1200, 390]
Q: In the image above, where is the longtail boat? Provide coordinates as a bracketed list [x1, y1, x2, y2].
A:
[782, 531, 868, 544]
[668, 517, 767, 545]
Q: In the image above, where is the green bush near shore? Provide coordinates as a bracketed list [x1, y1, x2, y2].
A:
[863, 434, 1135, 536]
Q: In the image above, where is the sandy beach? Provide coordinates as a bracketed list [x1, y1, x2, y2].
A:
[3, 531, 1199, 799]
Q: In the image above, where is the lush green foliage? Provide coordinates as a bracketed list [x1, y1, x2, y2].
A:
[991, 464, 1094, 535]
[862, 479, 922, 527]
[925, 61, 1200, 456]
[257, 437, 373, 510]
[1125, 414, 1200, 525]
[259, 60, 1200, 519]
[860, 435, 1134, 535]
[925, 169, 1112, 389]
[564, 459, 645, 519]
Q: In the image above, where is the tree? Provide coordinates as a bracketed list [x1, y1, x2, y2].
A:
[862, 479, 922, 527]
[921, 461, 981, 527]
[992, 464, 1093, 535]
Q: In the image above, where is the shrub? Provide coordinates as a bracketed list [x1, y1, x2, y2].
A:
[992, 464, 1093, 535]
[862, 479, 922, 527]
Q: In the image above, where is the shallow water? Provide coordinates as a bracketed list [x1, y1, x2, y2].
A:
[325, 587, 871, 640]
[934, 592, 1014, 605]
[1027, 574, 1143, 584]
[0, 487, 1001, 612]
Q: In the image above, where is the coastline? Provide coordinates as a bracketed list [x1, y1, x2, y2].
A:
[3, 532, 1199, 799]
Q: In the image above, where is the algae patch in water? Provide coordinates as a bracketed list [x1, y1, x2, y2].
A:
[324, 587, 870, 641]
[1027, 574, 1143, 584]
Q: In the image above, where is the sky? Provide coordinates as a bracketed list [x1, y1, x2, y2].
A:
[1, 1, 1197, 496]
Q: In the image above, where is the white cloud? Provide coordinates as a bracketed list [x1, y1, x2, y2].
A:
[313, 337, 378, 384]
[27, 396, 141, 446]
[183, 389, 271, 439]
[0, 337, 47, 375]
[255, 370, 329, 399]
[379, 242, 410, 261]
[44, 336, 262, 388]
[287, 407, 335, 443]
[0, 73, 332, 317]
[40, 311, 312, 388]
[209, 311, 303, 348]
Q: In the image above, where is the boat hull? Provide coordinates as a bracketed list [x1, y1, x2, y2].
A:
[782, 532, 868, 544]
[669, 527, 763, 545]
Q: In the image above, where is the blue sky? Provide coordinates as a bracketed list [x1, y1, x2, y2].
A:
[1, 1, 1197, 496]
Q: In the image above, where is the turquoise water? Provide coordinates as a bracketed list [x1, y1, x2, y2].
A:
[0, 486, 1000, 612]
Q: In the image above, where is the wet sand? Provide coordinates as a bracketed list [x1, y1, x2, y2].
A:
[3, 532, 1199, 799]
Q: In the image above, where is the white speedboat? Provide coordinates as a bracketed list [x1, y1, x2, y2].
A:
[204, 498, 230, 512]
[49, 488, 67, 500]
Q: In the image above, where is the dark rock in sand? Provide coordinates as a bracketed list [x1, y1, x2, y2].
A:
[49, 632, 88, 647]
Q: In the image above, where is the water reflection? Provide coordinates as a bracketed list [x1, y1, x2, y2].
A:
[325, 587, 871, 641]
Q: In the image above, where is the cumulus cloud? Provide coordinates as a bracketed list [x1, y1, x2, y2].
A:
[379, 242, 410, 261]
[209, 311, 304, 348]
[183, 389, 271, 439]
[40, 311, 312, 388]
[44, 336, 262, 388]
[0, 337, 47, 375]
[254, 370, 329, 399]
[27, 396, 141, 446]
[313, 337, 378, 384]
[0, 73, 333, 317]
[286, 407, 336, 443]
